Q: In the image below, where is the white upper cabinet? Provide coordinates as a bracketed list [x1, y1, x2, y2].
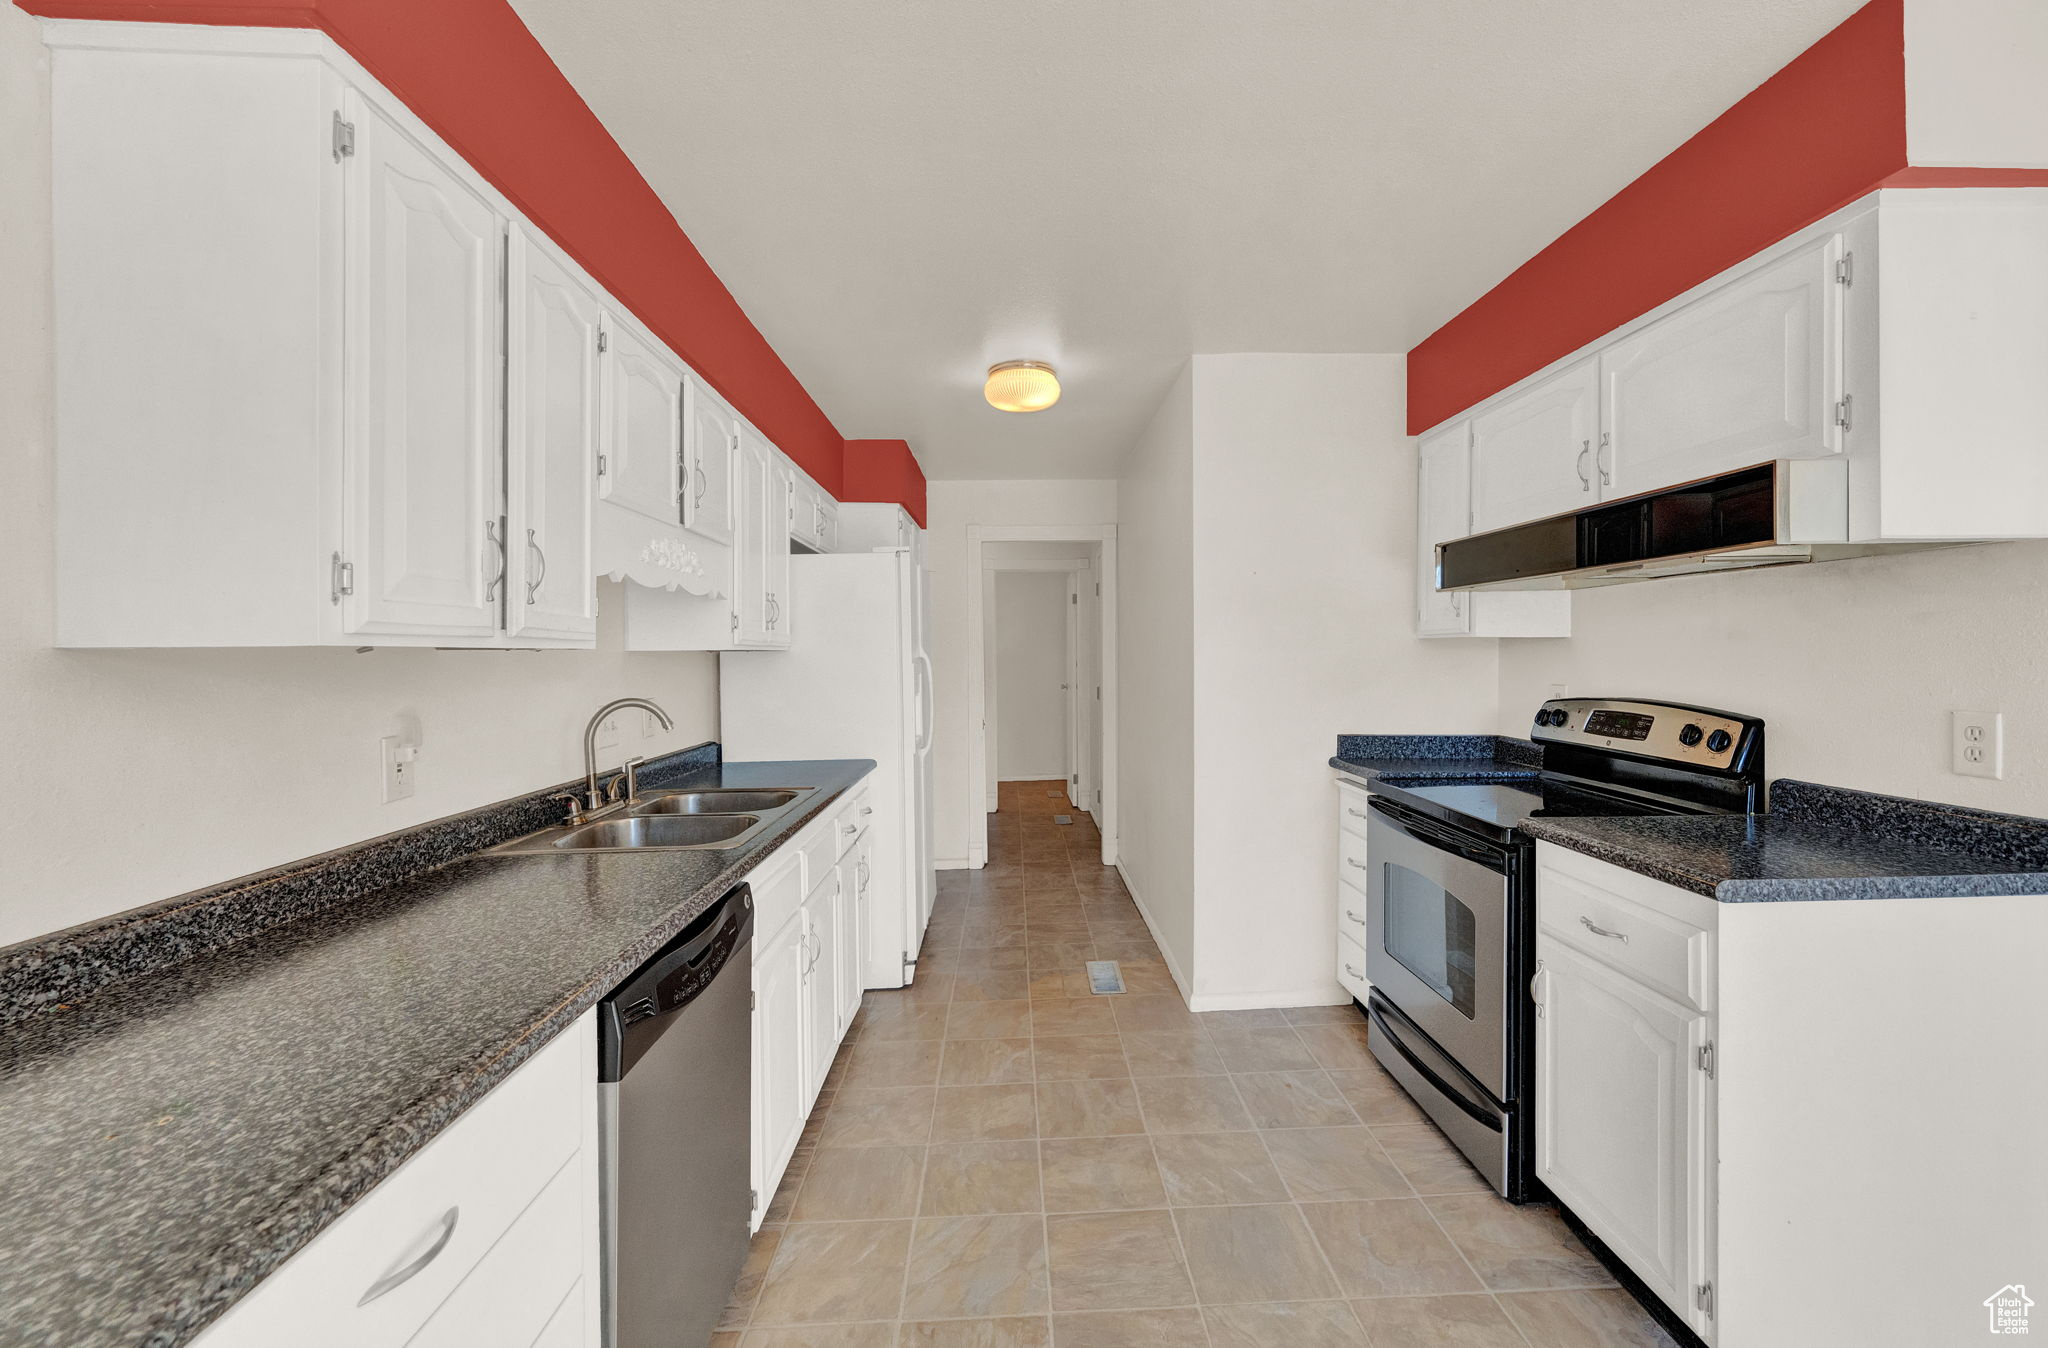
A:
[506, 227, 601, 644]
[1602, 231, 1845, 499]
[340, 93, 506, 641]
[1470, 358, 1600, 534]
[734, 427, 795, 648]
[683, 373, 739, 546]
[1415, 422, 1473, 637]
[600, 316, 684, 527]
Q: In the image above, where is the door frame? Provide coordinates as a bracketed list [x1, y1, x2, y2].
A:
[966, 525, 1119, 868]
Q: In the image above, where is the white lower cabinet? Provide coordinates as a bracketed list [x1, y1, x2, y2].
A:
[751, 861, 810, 1226]
[1332, 778, 1373, 1003]
[197, 1010, 599, 1348]
[800, 864, 844, 1104]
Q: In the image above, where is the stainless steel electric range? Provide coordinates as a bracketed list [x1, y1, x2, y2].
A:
[1360, 698, 1765, 1201]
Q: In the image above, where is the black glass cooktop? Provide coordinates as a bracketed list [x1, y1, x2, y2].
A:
[1373, 775, 1687, 837]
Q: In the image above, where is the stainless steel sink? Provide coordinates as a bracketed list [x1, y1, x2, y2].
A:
[631, 789, 807, 816]
[551, 814, 762, 850]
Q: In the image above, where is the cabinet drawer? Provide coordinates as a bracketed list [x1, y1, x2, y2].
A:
[829, 799, 866, 859]
[750, 847, 805, 947]
[1336, 929, 1371, 1002]
[1335, 879, 1371, 945]
[1336, 827, 1372, 891]
[405, 1154, 587, 1348]
[842, 786, 874, 852]
[199, 1016, 590, 1348]
[1336, 783, 1373, 842]
[1537, 865, 1710, 1010]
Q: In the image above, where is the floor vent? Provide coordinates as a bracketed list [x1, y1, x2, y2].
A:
[1086, 960, 1125, 995]
[1054, 814, 1073, 825]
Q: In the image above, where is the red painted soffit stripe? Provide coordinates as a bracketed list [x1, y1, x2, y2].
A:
[1406, 0, 1909, 435]
[841, 440, 928, 529]
[18, 0, 890, 505]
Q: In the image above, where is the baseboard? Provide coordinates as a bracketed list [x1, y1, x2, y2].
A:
[936, 856, 974, 871]
[1187, 985, 1351, 1013]
[1113, 860, 1194, 1006]
[997, 774, 1069, 784]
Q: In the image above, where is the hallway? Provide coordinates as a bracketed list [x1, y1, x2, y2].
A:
[714, 781, 1674, 1347]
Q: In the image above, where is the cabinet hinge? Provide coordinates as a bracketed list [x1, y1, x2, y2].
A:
[596, 329, 608, 354]
[749, 1187, 759, 1212]
[1071, 592, 1078, 605]
[1835, 253, 1853, 287]
[1834, 395, 1853, 432]
[749, 991, 756, 1011]
[1696, 1039, 1716, 1079]
[329, 551, 354, 604]
[331, 112, 355, 162]
[1095, 582, 1101, 596]
[903, 953, 918, 969]
[1696, 1280, 1715, 1318]
[596, 453, 608, 478]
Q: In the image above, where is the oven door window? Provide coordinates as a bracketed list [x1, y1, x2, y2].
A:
[1381, 861, 1479, 1019]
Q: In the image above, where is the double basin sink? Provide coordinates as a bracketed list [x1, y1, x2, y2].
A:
[491, 787, 815, 855]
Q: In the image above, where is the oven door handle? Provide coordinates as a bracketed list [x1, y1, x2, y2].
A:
[1365, 996, 1503, 1133]
[1366, 796, 1510, 872]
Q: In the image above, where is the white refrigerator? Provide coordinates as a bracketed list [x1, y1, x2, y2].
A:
[720, 548, 935, 989]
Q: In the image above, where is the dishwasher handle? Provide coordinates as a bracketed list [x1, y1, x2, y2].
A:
[599, 884, 754, 1082]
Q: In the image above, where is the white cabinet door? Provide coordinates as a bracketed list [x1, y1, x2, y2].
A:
[1416, 422, 1473, 636]
[342, 94, 504, 641]
[505, 227, 599, 644]
[734, 429, 774, 645]
[1534, 937, 1706, 1320]
[600, 318, 683, 526]
[1470, 358, 1600, 532]
[801, 873, 842, 1105]
[753, 913, 807, 1219]
[766, 459, 794, 645]
[682, 373, 738, 546]
[844, 833, 872, 1025]
[1602, 231, 1845, 499]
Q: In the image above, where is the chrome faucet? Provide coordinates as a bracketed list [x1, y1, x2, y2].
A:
[582, 698, 674, 812]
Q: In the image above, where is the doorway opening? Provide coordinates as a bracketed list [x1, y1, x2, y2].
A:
[966, 526, 1117, 869]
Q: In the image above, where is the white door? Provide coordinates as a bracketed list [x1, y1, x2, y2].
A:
[682, 373, 737, 546]
[1602, 231, 1846, 498]
[505, 227, 599, 644]
[1470, 358, 1600, 532]
[1534, 938, 1705, 1319]
[342, 95, 504, 640]
[800, 878, 840, 1104]
[600, 318, 682, 526]
[846, 834, 873, 1013]
[1415, 422, 1473, 637]
[753, 914, 807, 1215]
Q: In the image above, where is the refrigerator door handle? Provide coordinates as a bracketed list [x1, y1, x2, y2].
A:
[912, 650, 935, 752]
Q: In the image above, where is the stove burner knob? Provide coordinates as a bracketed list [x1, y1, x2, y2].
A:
[1677, 723, 1704, 747]
[1541, 708, 1568, 727]
[1705, 729, 1733, 753]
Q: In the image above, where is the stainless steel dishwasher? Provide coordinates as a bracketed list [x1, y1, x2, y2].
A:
[598, 884, 754, 1348]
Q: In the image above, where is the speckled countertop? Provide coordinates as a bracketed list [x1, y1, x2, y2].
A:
[1525, 778, 2048, 902]
[1329, 732, 1542, 784]
[0, 756, 871, 1348]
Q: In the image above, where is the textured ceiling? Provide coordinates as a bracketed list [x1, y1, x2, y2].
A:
[509, 0, 1866, 478]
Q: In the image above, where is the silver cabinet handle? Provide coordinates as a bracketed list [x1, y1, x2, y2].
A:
[358, 1207, 459, 1307]
[1530, 959, 1546, 1001]
[1576, 440, 1591, 489]
[1343, 963, 1365, 981]
[677, 459, 690, 514]
[1346, 808, 1368, 820]
[483, 519, 507, 602]
[842, 820, 858, 836]
[861, 806, 873, 817]
[1580, 915, 1629, 943]
[1597, 431, 1613, 486]
[525, 528, 546, 604]
[1344, 909, 1366, 925]
[1345, 858, 1369, 871]
[695, 456, 708, 508]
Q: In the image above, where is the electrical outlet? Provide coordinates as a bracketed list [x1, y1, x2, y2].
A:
[596, 715, 621, 750]
[381, 735, 417, 802]
[1952, 710, 2004, 780]
[1547, 683, 1569, 700]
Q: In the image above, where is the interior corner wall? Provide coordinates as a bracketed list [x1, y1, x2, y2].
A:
[1186, 354, 1499, 1008]
[923, 479, 1118, 868]
[1112, 367, 1197, 988]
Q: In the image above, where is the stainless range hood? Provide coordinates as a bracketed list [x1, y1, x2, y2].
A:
[1435, 460, 1946, 592]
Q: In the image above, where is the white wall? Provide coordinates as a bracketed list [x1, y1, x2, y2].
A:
[992, 571, 1070, 781]
[0, 8, 719, 949]
[1497, 538, 2048, 815]
[1187, 354, 1499, 1008]
[1113, 367, 1198, 986]
[925, 479, 1118, 866]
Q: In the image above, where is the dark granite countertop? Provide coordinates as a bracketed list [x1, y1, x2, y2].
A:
[0, 756, 871, 1348]
[1330, 732, 1541, 784]
[1524, 779, 2048, 902]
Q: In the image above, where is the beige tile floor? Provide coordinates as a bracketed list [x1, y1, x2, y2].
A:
[715, 781, 1679, 1348]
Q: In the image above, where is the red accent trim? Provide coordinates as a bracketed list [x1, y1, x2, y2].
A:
[841, 441, 927, 529]
[1406, 0, 1908, 434]
[20, 0, 930, 512]
[1879, 167, 2048, 188]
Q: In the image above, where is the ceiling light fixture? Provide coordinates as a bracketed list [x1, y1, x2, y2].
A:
[983, 361, 1061, 413]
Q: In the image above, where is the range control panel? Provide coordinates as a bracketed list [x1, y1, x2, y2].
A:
[1530, 697, 1761, 772]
